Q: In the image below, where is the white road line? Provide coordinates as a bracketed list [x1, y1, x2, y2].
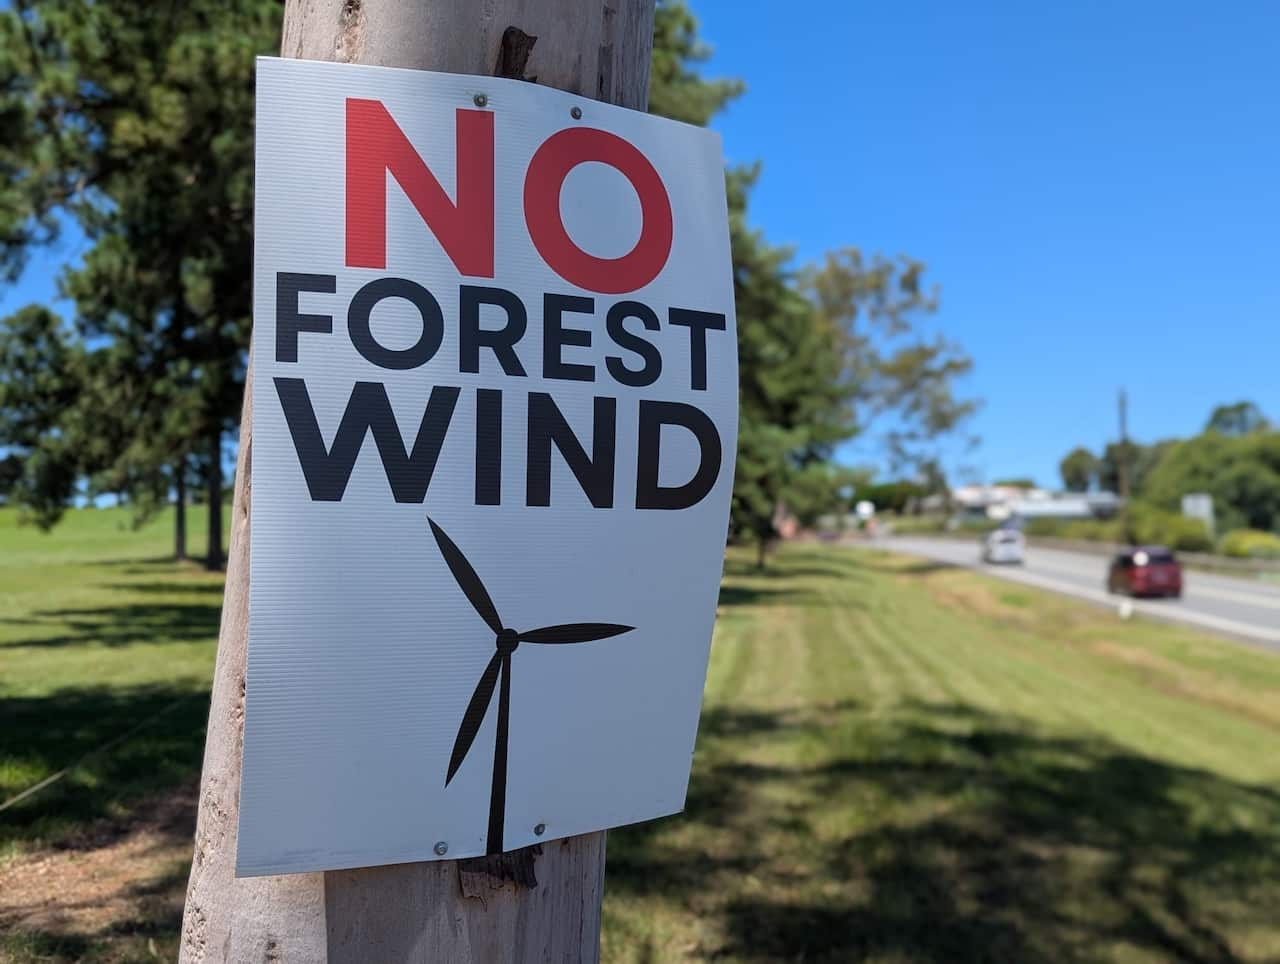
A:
[877, 542, 1280, 648]
[1181, 584, 1280, 611]
[1027, 553, 1280, 610]
[993, 566, 1280, 644]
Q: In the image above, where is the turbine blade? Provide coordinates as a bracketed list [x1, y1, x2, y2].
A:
[428, 517, 503, 634]
[519, 623, 635, 644]
[445, 652, 502, 786]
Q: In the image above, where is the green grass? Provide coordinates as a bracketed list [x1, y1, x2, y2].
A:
[602, 548, 1280, 963]
[0, 506, 226, 859]
[3, 512, 1280, 962]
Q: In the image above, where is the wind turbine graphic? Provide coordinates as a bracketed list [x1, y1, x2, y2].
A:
[428, 517, 634, 856]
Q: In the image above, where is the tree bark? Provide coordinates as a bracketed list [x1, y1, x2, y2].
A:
[205, 431, 223, 570]
[181, 2, 655, 960]
[175, 461, 187, 562]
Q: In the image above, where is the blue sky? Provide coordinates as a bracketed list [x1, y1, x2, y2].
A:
[692, 0, 1280, 486]
[3, 2, 1278, 488]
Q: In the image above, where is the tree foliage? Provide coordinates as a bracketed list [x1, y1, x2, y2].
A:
[804, 249, 977, 471]
[1059, 446, 1098, 492]
[1097, 439, 1172, 497]
[649, 0, 744, 127]
[1, 0, 979, 570]
[0, 304, 85, 524]
[1205, 400, 1269, 437]
[993, 477, 1036, 490]
[648, 2, 861, 557]
[1056, 402, 1280, 536]
[1218, 527, 1280, 559]
[855, 480, 926, 515]
[1142, 431, 1280, 533]
[726, 177, 857, 553]
[0, 0, 276, 565]
[784, 463, 868, 529]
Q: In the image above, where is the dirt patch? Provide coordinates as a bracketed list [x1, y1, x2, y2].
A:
[1088, 639, 1280, 733]
[1089, 638, 1179, 677]
[0, 783, 195, 957]
[911, 568, 1104, 638]
[910, 570, 1035, 626]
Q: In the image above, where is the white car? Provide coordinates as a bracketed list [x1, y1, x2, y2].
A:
[982, 529, 1025, 565]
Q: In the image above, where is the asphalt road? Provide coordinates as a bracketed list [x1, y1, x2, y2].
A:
[875, 536, 1280, 651]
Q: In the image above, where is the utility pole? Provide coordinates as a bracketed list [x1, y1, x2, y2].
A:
[179, 1, 656, 960]
[1117, 389, 1129, 499]
[1118, 388, 1132, 544]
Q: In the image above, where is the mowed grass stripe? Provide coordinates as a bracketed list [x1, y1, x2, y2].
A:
[781, 547, 1279, 787]
[868, 551, 1280, 783]
[817, 586, 908, 711]
[964, 603, 1278, 780]
[877, 558, 1112, 725]
[918, 587, 1263, 774]
[800, 580, 863, 707]
[875, 557, 1186, 735]
[830, 599, 897, 711]
[867, 581, 1025, 715]
[6, 517, 1280, 963]
[857, 599, 968, 709]
[897, 586, 1103, 726]
[635, 544, 1280, 963]
[845, 591, 942, 708]
[854, 558, 1059, 721]
[885, 560, 1076, 721]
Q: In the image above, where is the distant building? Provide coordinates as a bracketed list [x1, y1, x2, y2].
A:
[950, 485, 1121, 522]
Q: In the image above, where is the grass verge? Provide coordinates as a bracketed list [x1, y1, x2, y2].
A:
[601, 548, 1280, 962]
[2, 512, 1278, 962]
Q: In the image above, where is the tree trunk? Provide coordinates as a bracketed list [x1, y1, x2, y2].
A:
[181, 2, 655, 960]
[175, 461, 187, 562]
[205, 431, 223, 571]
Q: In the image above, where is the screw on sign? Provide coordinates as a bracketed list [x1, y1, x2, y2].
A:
[429, 517, 633, 855]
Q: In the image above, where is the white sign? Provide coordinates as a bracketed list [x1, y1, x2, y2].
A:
[238, 58, 737, 876]
[1181, 492, 1215, 537]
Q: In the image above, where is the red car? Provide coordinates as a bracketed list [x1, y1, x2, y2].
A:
[1107, 546, 1183, 599]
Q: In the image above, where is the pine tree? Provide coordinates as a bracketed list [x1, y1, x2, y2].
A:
[0, 0, 277, 567]
[1, 0, 977, 571]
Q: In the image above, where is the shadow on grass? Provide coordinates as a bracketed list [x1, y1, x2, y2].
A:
[717, 549, 872, 611]
[0, 931, 94, 962]
[717, 584, 819, 608]
[87, 555, 184, 570]
[0, 683, 208, 852]
[0, 602, 222, 649]
[854, 555, 958, 577]
[104, 581, 223, 596]
[608, 700, 1280, 963]
[723, 551, 870, 583]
